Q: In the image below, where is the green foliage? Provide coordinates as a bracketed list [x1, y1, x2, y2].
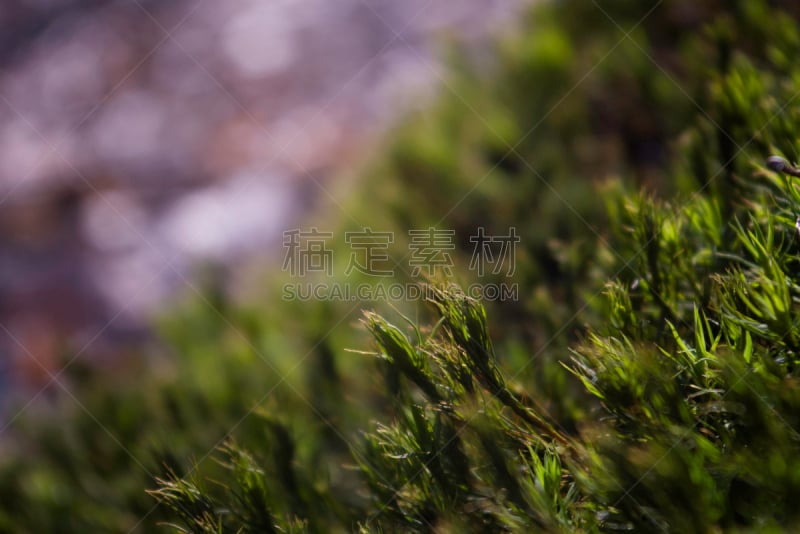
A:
[6, 0, 800, 532]
[150, 1, 800, 532]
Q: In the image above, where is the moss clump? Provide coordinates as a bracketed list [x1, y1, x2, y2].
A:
[5, 0, 800, 532]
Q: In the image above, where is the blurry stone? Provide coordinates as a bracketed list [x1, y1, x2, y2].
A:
[0, 0, 530, 393]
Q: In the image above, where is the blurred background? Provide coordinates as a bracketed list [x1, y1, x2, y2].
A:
[0, 0, 528, 396]
[4, 1, 800, 531]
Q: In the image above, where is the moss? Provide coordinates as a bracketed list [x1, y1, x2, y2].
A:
[5, 0, 800, 532]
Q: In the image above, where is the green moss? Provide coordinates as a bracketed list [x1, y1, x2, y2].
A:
[5, 0, 800, 532]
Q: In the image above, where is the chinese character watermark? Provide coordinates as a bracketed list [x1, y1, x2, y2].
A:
[282, 228, 334, 276]
[408, 227, 455, 276]
[469, 227, 520, 276]
[344, 228, 394, 277]
[280, 226, 521, 302]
